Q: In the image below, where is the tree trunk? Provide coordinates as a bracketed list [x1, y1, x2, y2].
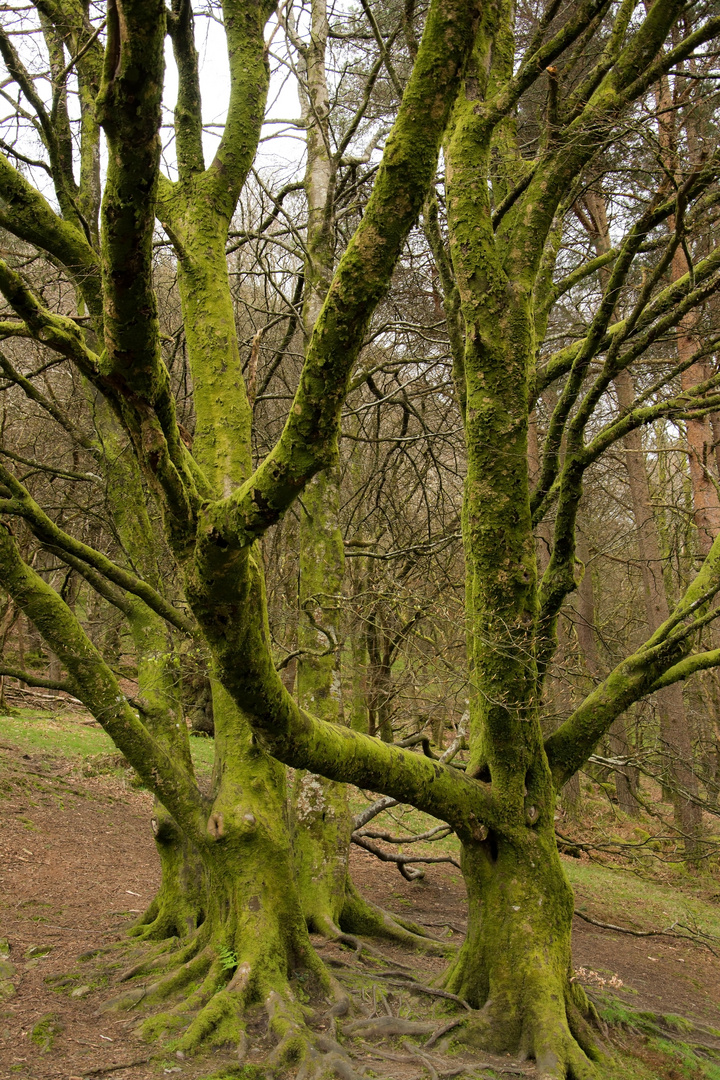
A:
[137, 694, 330, 1059]
[367, 617, 395, 743]
[289, 0, 358, 937]
[442, 75, 610, 1070]
[445, 826, 601, 1077]
[576, 532, 636, 815]
[348, 626, 369, 733]
[583, 190, 700, 850]
[615, 369, 702, 853]
[294, 468, 354, 936]
[95, 400, 207, 941]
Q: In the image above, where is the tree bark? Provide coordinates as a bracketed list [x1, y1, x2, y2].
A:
[575, 533, 636, 815]
[615, 369, 702, 852]
[446, 828, 601, 1076]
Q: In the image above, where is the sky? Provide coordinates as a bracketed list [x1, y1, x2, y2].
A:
[0, 4, 309, 205]
[162, 9, 306, 182]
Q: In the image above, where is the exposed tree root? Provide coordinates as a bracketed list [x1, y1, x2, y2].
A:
[340, 879, 451, 955]
[343, 1015, 439, 1039]
[93, 860, 615, 1080]
[95, 917, 646, 1080]
[311, 912, 417, 971]
[375, 972, 471, 1010]
[423, 1018, 467, 1048]
[447, 973, 607, 1080]
[118, 926, 210, 983]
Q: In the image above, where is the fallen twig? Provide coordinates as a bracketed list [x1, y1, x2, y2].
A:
[573, 909, 720, 955]
[375, 971, 471, 1010]
[76, 1060, 151, 1077]
[423, 1017, 467, 1047]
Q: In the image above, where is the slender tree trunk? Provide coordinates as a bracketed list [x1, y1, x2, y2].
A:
[290, 0, 357, 937]
[348, 623, 369, 733]
[287, 0, 436, 947]
[584, 190, 700, 851]
[294, 468, 353, 935]
[575, 533, 636, 814]
[615, 370, 702, 852]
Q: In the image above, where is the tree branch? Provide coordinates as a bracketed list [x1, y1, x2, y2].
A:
[202, 0, 483, 551]
[0, 466, 196, 636]
[0, 521, 208, 838]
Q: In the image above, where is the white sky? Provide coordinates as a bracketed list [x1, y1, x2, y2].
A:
[162, 10, 305, 182]
[0, 5, 308, 203]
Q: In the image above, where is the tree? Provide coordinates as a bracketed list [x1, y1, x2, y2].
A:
[1, 1, 720, 1078]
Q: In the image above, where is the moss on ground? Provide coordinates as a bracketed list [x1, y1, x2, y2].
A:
[30, 1012, 63, 1051]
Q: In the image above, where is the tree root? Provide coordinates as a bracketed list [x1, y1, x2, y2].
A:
[96, 930, 609, 1080]
[533, 1031, 602, 1080]
[449, 979, 607, 1080]
[99, 899, 610, 1080]
[176, 981, 244, 1053]
[342, 1015, 439, 1039]
[117, 929, 208, 983]
[312, 913, 417, 971]
[128, 880, 204, 944]
[129, 900, 182, 943]
[375, 971, 471, 1010]
[340, 879, 451, 956]
[423, 1018, 467, 1048]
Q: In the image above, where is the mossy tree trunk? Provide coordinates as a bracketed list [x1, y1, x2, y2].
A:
[93, 400, 206, 939]
[288, 3, 431, 944]
[289, 0, 353, 938]
[15, 1, 209, 943]
[0, 0, 483, 1056]
[153, 0, 333, 1031]
[294, 468, 353, 936]
[445, 828, 601, 1078]
[429, 4, 707, 1072]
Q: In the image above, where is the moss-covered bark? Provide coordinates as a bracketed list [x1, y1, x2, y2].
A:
[446, 829, 603, 1079]
[145, 683, 330, 1057]
[124, 697, 332, 1060]
[294, 468, 353, 935]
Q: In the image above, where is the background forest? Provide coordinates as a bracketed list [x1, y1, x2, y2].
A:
[0, 0, 719, 1078]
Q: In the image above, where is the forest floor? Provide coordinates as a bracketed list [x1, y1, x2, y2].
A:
[1, 705, 720, 1080]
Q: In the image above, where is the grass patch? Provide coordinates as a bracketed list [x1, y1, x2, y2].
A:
[566, 859, 720, 939]
[30, 1012, 63, 1051]
[0, 708, 214, 778]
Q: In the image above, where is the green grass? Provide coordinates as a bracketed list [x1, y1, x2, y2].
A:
[0, 708, 215, 778]
[598, 999, 720, 1078]
[566, 858, 720, 939]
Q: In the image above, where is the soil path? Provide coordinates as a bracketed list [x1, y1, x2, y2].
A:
[1, 741, 719, 1080]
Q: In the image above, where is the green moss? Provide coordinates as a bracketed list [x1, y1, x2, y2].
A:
[139, 1011, 187, 1041]
[30, 1012, 63, 1051]
[647, 1037, 720, 1080]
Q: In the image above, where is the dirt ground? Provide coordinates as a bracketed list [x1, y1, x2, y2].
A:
[1, 739, 719, 1080]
